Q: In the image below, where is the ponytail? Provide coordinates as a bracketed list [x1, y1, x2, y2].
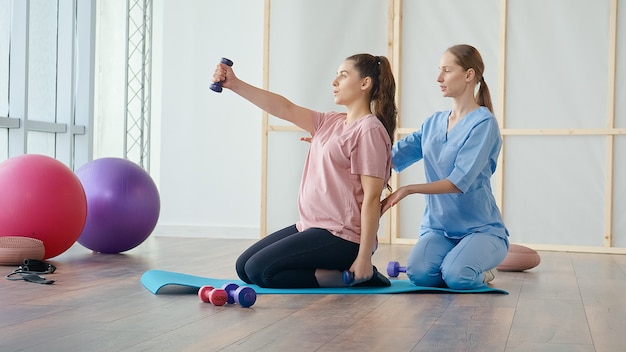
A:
[372, 56, 398, 144]
[477, 77, 494, 113]
[347, 54, 398, 192]
[346, 54, 398, 144]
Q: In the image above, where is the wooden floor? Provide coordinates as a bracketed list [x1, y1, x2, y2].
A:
[1, 236, 625, 352]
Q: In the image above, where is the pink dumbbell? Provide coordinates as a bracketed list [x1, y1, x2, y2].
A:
[387, 261, 407, 277]
[198, 285, 229, 306]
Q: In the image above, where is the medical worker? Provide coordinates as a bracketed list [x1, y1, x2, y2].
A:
[213, 54, 397, 288]
[381, 44, 509, 289]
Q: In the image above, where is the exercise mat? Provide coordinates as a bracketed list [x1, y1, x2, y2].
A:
[141, 270, 509, 295]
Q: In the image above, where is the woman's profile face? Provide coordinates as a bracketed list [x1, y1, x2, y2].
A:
[332, 60, 366, 105]
[437, 51, 471, 98]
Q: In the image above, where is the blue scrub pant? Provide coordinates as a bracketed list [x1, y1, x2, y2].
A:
[406, 231, 509, 289]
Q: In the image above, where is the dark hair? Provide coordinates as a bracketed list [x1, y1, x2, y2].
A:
[346, 54, 397, 144]
[446, 44, 493, 113]
[347, 54, 397, 191]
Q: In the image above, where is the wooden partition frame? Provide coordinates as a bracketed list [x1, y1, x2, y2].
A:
[259, 0, 270, 237]
[259, 0, 625, 254]
[380, 0, 403, 244]
[493, 0, 623, 254]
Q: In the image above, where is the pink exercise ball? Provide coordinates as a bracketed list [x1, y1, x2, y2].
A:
[0, 154, 87, 259]
[75, 158, 160, 254]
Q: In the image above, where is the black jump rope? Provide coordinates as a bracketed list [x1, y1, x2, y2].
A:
[5, 259, 57, 284]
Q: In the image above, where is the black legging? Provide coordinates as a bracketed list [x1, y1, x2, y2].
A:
[235, 224, 360, 288]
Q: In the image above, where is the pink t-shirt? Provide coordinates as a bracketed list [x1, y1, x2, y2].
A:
[295, 111, 391, 244]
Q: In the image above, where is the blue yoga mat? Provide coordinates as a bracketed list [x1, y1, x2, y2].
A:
[141, 270, 508, 295]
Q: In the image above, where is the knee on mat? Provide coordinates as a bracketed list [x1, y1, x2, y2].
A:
[235, 269, 248, 284]
[442, 266, 481, 290]
[407, 264, 442, 287]
[243, 263, 269, 287]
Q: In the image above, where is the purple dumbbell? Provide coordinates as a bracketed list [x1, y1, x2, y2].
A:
[210, 57, 234, 93]
[387, 261, 407, 277]
[221, 283, 257, 308]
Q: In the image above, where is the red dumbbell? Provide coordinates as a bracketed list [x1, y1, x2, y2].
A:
[198, 285, 229, 306]
[387, 261, 407, 278]
[221, 283, 257, 308]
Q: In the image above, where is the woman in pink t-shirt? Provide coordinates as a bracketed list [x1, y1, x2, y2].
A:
[212, 54, 397, 288]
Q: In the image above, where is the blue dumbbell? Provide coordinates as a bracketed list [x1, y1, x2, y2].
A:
[343, 270, 355, 285]
[386, 261, 407, 277]
[210, 57, 234, 93]
[221, 283, 257, 308]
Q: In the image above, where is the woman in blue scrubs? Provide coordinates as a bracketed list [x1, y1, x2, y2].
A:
[381, 44, 509, 289]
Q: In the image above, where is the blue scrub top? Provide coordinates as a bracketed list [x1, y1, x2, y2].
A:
[392, 107, 509, 239]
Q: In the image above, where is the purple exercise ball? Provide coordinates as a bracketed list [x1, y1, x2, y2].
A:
[75, 158, 160, 253]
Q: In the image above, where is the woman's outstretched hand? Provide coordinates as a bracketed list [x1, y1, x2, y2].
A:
[212, 62, 237, 90]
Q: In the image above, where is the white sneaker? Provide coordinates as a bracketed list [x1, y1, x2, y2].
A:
[483, 269, 495, 283]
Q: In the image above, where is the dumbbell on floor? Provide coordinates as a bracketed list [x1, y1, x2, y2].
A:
[210, 57, 234, 92]
[221, 283, 257, 308]
[198, 282, 257, 307]
[198, 285, 229, 306]
[387, 261, 407, 278]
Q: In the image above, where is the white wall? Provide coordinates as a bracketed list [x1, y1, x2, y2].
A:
[95, 0, 264, 238]
[94, 1, 126, 159]
[94, 0, 626, 250]
[154, 0, 264, 238]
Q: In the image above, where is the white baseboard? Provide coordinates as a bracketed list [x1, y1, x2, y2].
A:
[153, 224, 260, 239]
